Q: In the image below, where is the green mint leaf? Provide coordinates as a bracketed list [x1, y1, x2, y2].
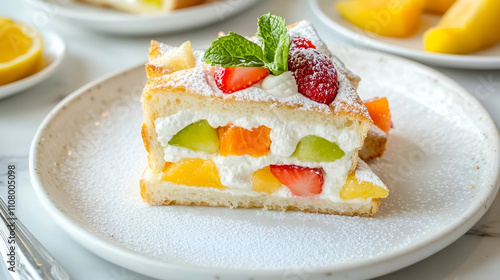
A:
[257, 13, 290, 75]
[257, 13, 287, 63]
[268, 33, 290, 76]
[202, 32, 265, 67]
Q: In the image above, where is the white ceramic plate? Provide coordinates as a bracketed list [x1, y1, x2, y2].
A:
[311, 0, 500, 69]
[30, 46, 500, 280]
[26, 0, 262, 35]
[0, 30, 65, 99]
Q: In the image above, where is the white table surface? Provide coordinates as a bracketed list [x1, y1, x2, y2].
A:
[1, 0, 500, 279]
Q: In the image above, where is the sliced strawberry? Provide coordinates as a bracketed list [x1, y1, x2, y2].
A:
[290, 36, 316, 51]
[269, 165, 324, 197]
[288, 48, 338, 105]
[214, 66, 270, 94]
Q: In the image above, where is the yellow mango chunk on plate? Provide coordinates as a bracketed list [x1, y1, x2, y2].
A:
[340, 174, 389, 200]
[424, 0, 500, 54]
[335, 0, 426, 38]
[162, 158, 226, 189]
[425, 0, 456, 13]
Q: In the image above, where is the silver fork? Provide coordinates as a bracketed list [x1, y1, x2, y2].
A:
[0, 197, 70, 280]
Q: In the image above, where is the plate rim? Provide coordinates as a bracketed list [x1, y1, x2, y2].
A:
[27, 0, 263, 23]
[29, 47, 500, 279]
[0, 29, 66, 99]
[310, 0, 500, 69]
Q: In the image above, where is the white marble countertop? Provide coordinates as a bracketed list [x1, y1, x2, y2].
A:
[1, 0, 500, 279]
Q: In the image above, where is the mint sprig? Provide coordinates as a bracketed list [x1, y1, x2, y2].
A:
[257, 13, 287, 64]
[202, 13, 290, 76]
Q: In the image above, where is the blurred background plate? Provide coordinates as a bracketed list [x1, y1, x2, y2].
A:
[26, 0, 263, 35]
[311, 0, 500, 69]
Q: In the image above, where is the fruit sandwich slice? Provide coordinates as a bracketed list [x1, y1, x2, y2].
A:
[140, 15, 389, 216]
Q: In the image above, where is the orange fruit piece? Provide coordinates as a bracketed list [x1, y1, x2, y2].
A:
[252, 166, 282, 194]
[364, 97, 392, 133]
[0, 17, 43, 85]
[162, 158, 226, 189]
[340, 174, 389, 200]
[218, 125, 271, 157]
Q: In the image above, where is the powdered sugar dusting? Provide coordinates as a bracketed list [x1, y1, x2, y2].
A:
[355, 159, 387, 189]
[193, 50, 205, 67]
[158, 42, 173, 54]
[368, 123, 387, 138]
[37, 46, 497, 272]
[289, 21, 332, 57]
[154, 67, 219, 98]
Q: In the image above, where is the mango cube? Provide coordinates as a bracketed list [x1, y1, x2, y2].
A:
[340, 174, 389, 200]
[162, 158, 226, 189]
[424, 0, 500, 54]
[335, 0, 426, 38]
[252, 166, 282, 194]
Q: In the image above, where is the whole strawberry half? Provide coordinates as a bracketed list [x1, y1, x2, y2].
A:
[270, 164, 324, 197]
[288, 48, 338, 105]
[214, 66, 270, 94]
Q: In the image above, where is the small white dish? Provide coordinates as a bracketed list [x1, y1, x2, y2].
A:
[30, 46, 500, 279]
[311, 0, 500, 69]
[0, 30, 66, 100]
[26, 0, 263, 35]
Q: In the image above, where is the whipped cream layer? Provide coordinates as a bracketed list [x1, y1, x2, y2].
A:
[155, 110, 362, 202]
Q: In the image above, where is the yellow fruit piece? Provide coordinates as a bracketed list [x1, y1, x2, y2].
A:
[425, 0, 456, 13]
[142, 0, 162, 8]
[0, 17, 43, 86]
[156, 41, 195, 72]
[162, 158, 226, 189]
[252, 166, 282, 194]
[335, 0, 426, 38]
[424, 0, 500, 54]
[340, 174, 389, 200]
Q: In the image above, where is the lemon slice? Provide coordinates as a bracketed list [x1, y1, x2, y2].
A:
[0, 17, 43, 86]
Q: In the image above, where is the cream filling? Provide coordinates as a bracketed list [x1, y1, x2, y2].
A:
[259, 71, 298, 98]
[155, 110, 363, 202]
